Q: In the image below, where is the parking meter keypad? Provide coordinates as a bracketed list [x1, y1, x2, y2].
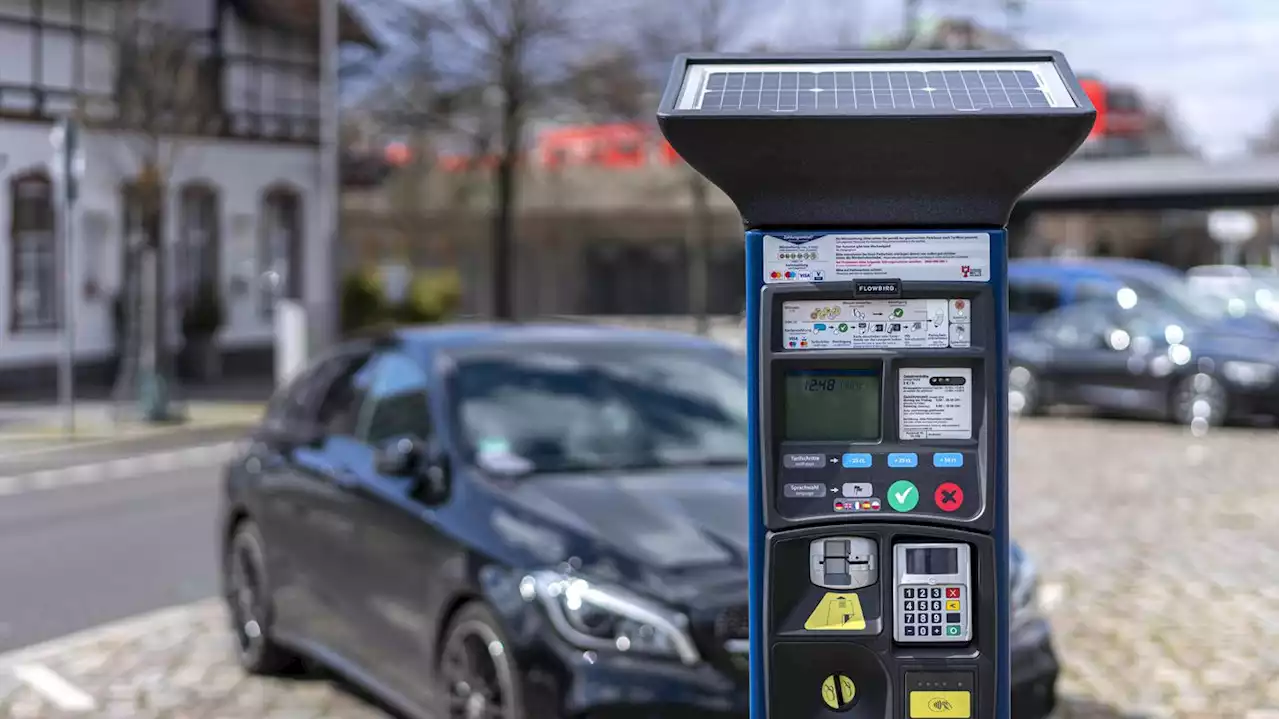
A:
[900, 585, 967, 638]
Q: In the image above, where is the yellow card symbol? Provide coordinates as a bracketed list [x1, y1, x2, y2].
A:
[908, 690, 971, 718]
[804, 592, 867, 631]
[821, 673, 857, 710]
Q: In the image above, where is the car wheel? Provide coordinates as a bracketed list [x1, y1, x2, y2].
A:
[1169, 372, 1228, 428]
[1009, 365, 1043, 417]
[223, 521, 302, 675]
[439, 602, 524, 719]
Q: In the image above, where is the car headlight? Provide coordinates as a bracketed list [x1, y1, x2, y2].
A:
[1222, 360, 1278, 387]
[520, 570, 701, 665]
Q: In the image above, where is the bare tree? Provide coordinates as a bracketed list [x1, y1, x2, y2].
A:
[103, 0, 217, 421]
[370, 0, 587, 320]
[631, 0, 761, 334]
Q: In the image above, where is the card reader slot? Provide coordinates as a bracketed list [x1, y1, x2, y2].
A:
[810, 537, 878, 591]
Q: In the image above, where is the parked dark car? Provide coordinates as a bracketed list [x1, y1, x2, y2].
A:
[219, 324, 1059, 719]
[1008, 257, 1279, 340]
[1010, 300, 1280, 425]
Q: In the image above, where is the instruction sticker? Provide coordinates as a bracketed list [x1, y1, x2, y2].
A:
[805, 592, 867, 631]
[782, 299, 967, 350]
[899, 367, 973, 440]
[764, 232, 990, 284]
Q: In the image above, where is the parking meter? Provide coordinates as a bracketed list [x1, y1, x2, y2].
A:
[657, 53, 1094, 719]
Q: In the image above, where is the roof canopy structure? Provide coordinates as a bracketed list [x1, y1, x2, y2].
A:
[1020, 154, 1280, 212]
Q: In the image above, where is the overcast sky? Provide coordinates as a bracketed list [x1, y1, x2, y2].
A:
[751, 0, 1279, 158]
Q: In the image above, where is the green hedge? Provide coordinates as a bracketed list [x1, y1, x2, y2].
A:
[340, 267, 462, 336]
[339, 268, 388, 335]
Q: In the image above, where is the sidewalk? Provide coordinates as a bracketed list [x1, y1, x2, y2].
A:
[0, 400, 266, 442]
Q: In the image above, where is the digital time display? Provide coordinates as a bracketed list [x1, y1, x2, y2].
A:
[782, 370, 881, 442]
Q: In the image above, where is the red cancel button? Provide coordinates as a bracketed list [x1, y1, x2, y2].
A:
[934, 482, 964, 512]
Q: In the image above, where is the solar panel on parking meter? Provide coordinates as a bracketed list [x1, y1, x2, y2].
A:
[657, 53, 1094, 719]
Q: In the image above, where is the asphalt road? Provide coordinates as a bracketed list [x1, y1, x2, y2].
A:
[0, 466, 223, 652]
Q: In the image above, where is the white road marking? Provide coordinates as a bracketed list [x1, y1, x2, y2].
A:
[12, 663, 97, 712]
[0, 442, 236, 497]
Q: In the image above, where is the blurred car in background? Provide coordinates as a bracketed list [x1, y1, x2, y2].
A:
[1009, 300, 1280, 425]
[1008, 257, 1279, 339]
[220, 324, 1059, 719]
[1186, 265, 1280, 323]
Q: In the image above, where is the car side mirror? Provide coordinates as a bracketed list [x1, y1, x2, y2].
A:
[375, 436, 451, 505]
[375, 436, 421, 476]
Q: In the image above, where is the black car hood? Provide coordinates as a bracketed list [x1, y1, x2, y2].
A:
[494, 466, 749, 607]
[488, 465, 1029, 610]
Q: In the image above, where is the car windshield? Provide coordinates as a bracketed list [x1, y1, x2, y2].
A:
[1121, 276, 1224, 322]
[450, 343, 749, 474]
[1188, 273, 1280, 321]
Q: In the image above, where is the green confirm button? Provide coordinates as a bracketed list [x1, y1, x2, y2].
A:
[887, 480, 919, 512]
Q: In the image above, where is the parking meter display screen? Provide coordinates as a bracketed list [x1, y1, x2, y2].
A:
[782, 370, 880, 442]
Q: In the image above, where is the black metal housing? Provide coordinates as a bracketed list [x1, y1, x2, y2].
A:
[656, 51, 1096, 230]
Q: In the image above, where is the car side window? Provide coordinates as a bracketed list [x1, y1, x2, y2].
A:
[1075, 281, 1117, 305]
[356, 351, 432, 446]
[263, 359, 335, 431]
[313, 351, 376, 437]
[1034, 305, 1113, 349]
[1009, 281, 1061, 315]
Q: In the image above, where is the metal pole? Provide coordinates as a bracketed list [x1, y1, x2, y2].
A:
[59, 160, 76, 436]
[316, 0, 340, 355]
[52, 118, 80, 436]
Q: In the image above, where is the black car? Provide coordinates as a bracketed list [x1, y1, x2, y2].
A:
[219, 324, 1059, 719]
[1009, 300, 1280, 425]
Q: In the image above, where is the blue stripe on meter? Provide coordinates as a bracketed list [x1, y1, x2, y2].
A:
[842, 453, 873, 468]
[888, 453, 918, 468]
[934, 452, 965, 468]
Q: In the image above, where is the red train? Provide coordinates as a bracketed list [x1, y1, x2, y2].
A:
[1080, 77, 1149, 140]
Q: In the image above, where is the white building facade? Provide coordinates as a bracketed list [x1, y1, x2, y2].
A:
[0, 0, 368, 389]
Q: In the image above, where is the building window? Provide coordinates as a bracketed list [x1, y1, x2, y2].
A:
[177, 183, 220, 305]
[259, 185, 303, 318]
[9, 171, 58, 332]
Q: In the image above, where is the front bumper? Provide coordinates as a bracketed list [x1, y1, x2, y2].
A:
[517, 625, 747, 719]
[517, 616, 1058, 719]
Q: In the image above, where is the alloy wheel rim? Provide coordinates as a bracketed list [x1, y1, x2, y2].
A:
[441, 620, 514, 719]
[1174, 372, 1226, 426]
[1009, 366, 1037, 415]
[228, 542, 264, 658]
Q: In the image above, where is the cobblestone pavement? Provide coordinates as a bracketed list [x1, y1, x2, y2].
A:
[0, 418, 1276, 719]
[0, 602, 387, 719]
[1010, 418, 1279, 719]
